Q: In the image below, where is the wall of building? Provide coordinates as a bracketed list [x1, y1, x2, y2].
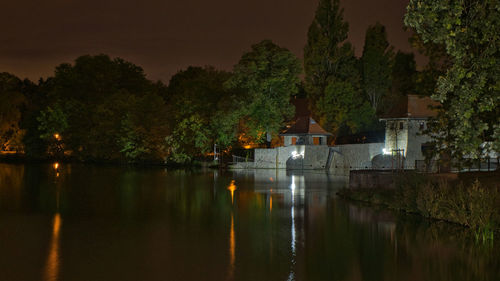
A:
[406, 119, 432, 169]
[233, 145, 331, 170]
[231, 143, 384, 174]
[384, 119, 432, 169]
[328, 143, 385, 176]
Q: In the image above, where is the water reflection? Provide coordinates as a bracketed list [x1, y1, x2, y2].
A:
[44, 213, 61, 281]
[228, 213, 235, 280]
[228, 180, 236, 205]
[0, 164, 498, 281]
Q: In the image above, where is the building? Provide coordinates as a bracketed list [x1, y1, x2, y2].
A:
[279, 98, 332, 146]
[379, 95, 440, 169]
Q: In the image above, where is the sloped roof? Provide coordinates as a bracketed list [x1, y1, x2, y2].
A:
[280, 98, 332, 136]
[381, 95, 440, 119]
[280, 116, 332, 136]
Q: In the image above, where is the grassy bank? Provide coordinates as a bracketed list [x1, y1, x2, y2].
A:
[338, 171, 500, 239]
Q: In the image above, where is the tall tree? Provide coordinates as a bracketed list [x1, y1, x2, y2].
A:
[304, 0, 376, 138]
[226, 40, 302, 143]
[391, 51, 416, 96]
[164, 66, 236, 163]
[303, 0, 350, 113]
[0, 73, 26, 152]
[405, 0, 500, 160]
[408, 33, 452, 97]
[381, 51, 417, 115]
[361, 22, 394, 113]
[39, 54, 169, 162]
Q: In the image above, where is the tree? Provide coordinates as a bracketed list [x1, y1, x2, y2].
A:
[361, 22, 394, 113]
[0, 73, 26, 152]
[304, 0, 351, 113]
[20, 78, 50, 158]
[405, 0, 500, 159]
[39, 54, 169, 162]
[408, 33, 453, 97]
[304, 0, 377, 138]
[381, 51, 417, 115]
[118, 93, 170, 162]
[226, 40, 302, 143]
[165, 66, 236, 163]
[318, 80, 376, 138]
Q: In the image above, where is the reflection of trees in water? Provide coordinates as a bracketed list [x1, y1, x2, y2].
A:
[1, 165, 498, 280]
[0, 163, 24, 210]
[393, 218, 500, 281]
[302, 201, 500, 281]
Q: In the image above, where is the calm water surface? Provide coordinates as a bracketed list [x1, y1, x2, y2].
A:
[0, 163, 498, 281]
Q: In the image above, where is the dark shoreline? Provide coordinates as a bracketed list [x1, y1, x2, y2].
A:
[337, 171, 500, 237]
[0, 153, 222, 169]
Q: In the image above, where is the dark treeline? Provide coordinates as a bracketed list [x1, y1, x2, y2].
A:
[2, 0, 495, 164]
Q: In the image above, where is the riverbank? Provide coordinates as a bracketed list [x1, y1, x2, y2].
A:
[338, 171, 500, 238]
[0, 152, 222, 169]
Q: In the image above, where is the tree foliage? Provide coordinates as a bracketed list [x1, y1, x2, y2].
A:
[165, 66, 235, 163]
[361, 22, 394, 113]
[304, 0, 351, 111]
[304, 0, 377, 138]
[0, 73, 26, 152]
[226, 40, 302, 142]
[318, 80, 376, 137]
[405, 0, 500, 159]
[39, 54, 169, 162]
[409, 33, 453, 97]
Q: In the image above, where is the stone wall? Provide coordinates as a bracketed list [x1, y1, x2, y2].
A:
[329, 143, 384, 171]
[233, 145, 331, 170]
[384, 119, 432, 169]
[231, 143, 384, 173]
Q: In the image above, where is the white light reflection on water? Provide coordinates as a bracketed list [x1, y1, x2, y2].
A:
[288, 175, 297, 281]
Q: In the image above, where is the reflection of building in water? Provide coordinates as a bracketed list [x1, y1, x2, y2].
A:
[348, 205, 396, 243]
[231, 169, 341, 281]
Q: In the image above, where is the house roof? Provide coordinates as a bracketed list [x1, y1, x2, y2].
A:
[381, 95, 440, 119]
[280, 98, 332, 136]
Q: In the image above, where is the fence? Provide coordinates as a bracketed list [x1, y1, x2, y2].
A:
[232, 155, 254, 163]
[415, 158, 499, 173]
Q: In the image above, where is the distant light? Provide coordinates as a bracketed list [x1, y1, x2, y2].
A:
[227, 180, 237, 204]
[54, 134, 61, 140]
[244, 145, 251, 149]
[291, 151, 304, 159]
[382, 148, 391, 155]
[53, 162, 59, 170]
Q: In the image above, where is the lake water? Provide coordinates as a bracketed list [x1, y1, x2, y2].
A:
[0, 163, 498, 281]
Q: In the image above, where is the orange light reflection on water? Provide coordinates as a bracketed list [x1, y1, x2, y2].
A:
[227, 180, 236, 204]
[44, 213, 61, 281]
[228, 214, 235, 280]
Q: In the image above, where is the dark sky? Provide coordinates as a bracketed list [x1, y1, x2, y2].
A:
[0, 0, 422, 83]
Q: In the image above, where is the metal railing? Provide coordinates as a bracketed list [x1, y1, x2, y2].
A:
[232, 155, 254, 163]
[415, 158, 499, 173]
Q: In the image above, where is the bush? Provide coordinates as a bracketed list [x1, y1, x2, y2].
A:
[395, 174, 500, 231]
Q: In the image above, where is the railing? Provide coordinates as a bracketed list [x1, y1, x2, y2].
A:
[232, 155, 254, 163]
[415, 158, 499, 173]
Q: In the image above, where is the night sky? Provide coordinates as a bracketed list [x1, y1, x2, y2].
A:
[0, 0, 422, 83]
